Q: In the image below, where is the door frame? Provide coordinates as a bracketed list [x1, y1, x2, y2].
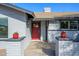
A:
[31, 21, 41, 40]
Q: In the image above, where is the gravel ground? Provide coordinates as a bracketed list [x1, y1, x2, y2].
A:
[24, 41, 55, 56]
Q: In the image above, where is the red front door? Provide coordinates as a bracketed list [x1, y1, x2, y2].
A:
[32, 21, 40, 40]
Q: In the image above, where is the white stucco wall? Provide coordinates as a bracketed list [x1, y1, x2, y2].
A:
[0, 5, 28, 38]
[48, 21, 60, 43]
[0, 5, 32, 39]
[48, 20, 79, 43]
[0, 5, 32, 50]
[8, 18, 26, 38]
[21, 20, 32, 55]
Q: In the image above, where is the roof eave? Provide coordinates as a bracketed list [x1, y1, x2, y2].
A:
[0, 3, 34, 18]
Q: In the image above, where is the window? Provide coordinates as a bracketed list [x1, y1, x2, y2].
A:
[78, 21, 79, 30]
[0, 18, 8, 38]
[60, 20, 78, 30]
[70, 21, 78, 29]
[60, 21, 69, 29]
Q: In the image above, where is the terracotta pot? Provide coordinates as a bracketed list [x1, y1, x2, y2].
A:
[61, 32, 67, 38]
[13, 33, 19, 39]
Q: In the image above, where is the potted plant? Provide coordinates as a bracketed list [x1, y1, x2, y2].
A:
[13, 32, 19, 39]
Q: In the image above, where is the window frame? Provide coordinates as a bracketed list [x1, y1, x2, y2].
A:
[70, 21, 78, 30]
[0, 17, 8, 38]
[60, 21, 69, 30]
[60, 20, 79, 30]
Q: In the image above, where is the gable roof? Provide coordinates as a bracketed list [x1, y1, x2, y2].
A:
[0, 3, 34, 18]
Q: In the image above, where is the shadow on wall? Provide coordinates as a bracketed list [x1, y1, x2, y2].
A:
[41, 42, 56, 56]
[42, 48, 55, 56]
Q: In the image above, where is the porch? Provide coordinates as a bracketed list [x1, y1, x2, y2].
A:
[0, 40, 55, 56]
[24, 41, 55, 56]
[33, 12, 79, 43]
[31, 12, 79, 56]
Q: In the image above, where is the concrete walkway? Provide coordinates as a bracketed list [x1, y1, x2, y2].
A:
[24, 41, 55, 56]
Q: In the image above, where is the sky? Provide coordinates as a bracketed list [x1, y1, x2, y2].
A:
[15, 3, 79, 12]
